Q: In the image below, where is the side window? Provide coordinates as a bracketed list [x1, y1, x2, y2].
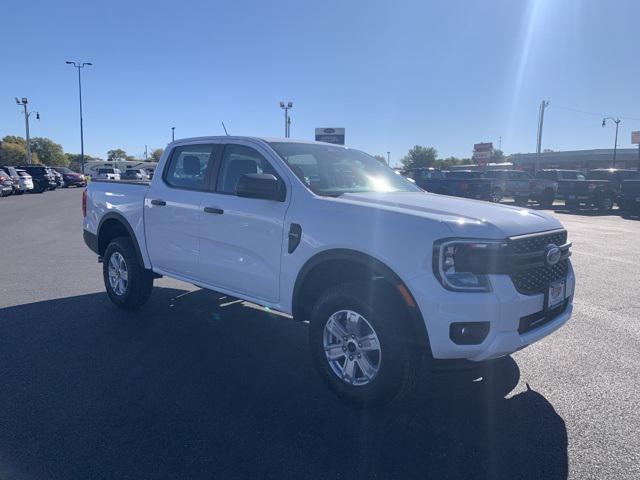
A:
[164, 144, 216, 190]
[216, 144, 277, 194]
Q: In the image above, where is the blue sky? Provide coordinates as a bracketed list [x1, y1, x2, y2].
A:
[1, 0, 639, 165]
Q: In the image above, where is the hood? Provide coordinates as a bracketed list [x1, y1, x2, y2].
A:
[335, 191, 563, 239]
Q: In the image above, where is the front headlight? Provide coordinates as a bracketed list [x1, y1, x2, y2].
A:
[433, 239, 507, 292]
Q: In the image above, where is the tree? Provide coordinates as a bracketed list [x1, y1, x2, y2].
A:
[400, 145, 438, 169]
[107, 149, 129, 162]
[373, 154, 388, 164]
[149, 148, 164, 163]
[30, 137, 67, 166]
[2, 135, 26, 147]
[438, 156, 469, 169]
[490, 149, 505, 163]
[0, 142, 27, 165]
[65, 153, 100, 172]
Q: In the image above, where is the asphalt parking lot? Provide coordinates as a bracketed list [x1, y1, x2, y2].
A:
[1, 188, 639, 480]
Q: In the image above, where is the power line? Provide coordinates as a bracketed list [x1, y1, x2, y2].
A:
[552, 104, 640, 122]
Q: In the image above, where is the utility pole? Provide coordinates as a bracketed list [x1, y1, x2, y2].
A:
[171, 127, 175, 142]
[387, 151, 391, 165]
[15, 98, 39, 164]
[144, 145, 148, 161]
[602, 117, 621, 167]
[66, 61, 93, 174]
[279, 101, 293, 138]
[498, 136, 502, 150]
[536, 100, 550, 173]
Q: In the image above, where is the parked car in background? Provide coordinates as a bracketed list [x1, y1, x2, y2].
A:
[0, 166, 25, 195]
[19, 165, 58, 193]
[619, 180, 640, 214]
[531, 169, 586, 208]
[558, 169, 640, 211]
[15, 169, 34, 193]
[53, 167, 87, 187]
[52, 170, 65, 188]
[121, 168, 149, 181]
[0, 169, 13, 196]
[401, 168, 493, 201]
[96, 168, 121, 180]
[482, 170, 534, 204]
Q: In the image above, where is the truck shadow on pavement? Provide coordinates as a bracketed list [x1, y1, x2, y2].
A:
[0, 287, 568, 480]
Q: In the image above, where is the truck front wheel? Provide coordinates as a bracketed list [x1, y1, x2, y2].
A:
[103, 237, 154, 309]
[309, 282, 420, 407]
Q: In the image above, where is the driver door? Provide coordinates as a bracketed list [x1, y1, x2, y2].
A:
[195, 142, 290, 302]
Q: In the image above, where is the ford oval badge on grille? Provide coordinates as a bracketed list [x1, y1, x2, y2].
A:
[545, 244, 561, 266]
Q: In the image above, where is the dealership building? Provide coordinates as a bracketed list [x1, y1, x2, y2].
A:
[511, 148, 640, 171]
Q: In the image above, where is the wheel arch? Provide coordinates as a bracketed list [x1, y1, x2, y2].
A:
[97, 212, 147, 268]
[292, 248, 430, 353]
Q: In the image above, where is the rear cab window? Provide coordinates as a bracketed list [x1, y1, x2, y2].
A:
[164, 144, 218, 191]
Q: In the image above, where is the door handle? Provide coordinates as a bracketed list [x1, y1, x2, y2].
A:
[203, 207, 224, 215]
[150, 199, 166, 206]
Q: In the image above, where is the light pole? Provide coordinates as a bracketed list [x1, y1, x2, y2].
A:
[171, 127, 175, 142]
[66, 61, 92, 174]
[387, 151, 391, 165]
[14, 97, 40, 164]
[535, 100, 550, 173]
[279, 101, 293, 138]
[602, 117, 621, 167]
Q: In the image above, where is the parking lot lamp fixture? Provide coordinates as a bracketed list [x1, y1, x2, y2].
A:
[66, 61, 93, 174]
[279, 101, 293, 138]
[15, 97, 39, 164]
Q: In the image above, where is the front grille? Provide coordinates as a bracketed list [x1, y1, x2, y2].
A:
[509, 230, 567, 254]
[511, 259, 569, 294]
[508, 230, 569, 295]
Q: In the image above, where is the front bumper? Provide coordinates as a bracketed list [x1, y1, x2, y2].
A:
[408, 261, 575, 362]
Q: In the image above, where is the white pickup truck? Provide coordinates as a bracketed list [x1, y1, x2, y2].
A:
[83, 136, 575, 406]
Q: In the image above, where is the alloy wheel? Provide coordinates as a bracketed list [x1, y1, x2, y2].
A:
[108, 252, 128, 296]
[323, 310, 382, 386]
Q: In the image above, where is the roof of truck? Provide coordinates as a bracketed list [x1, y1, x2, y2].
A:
[169, 136, 343, 147]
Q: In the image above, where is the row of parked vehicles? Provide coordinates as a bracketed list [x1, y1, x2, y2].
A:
[0, 165, 87, 196]
[93, 167, 153, 181]
[400, 167, 640, 214]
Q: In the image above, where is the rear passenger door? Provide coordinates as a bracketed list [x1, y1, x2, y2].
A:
[195, 142, 290, 302]
[145, 143, 219, 277]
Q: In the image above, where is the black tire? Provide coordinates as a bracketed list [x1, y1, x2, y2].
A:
[490, 189, 503, 203]
[539, 190, 555, 208]
[514, 196, 528, 206]
[565, 199, 580, 211]
[102, 236, 154, 309]
[33, 182, 46, 193]
[596, 194, 614, 211]
[309, 282, 421, 407]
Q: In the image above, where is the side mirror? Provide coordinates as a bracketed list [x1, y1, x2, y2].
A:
[236, 173, 284, 201]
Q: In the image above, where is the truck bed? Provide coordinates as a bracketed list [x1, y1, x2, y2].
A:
[84, 180, 151, 267]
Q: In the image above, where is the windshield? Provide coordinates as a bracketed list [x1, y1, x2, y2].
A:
[269, 142, 420, 196]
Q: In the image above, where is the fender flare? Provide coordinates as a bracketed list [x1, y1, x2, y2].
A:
[97, 212, 147, 268]
[292, 248, 429, 350]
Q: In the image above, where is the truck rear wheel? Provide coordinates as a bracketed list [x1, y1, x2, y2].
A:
[103, 237, 154, 309]
[309, 282, 420, 407]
